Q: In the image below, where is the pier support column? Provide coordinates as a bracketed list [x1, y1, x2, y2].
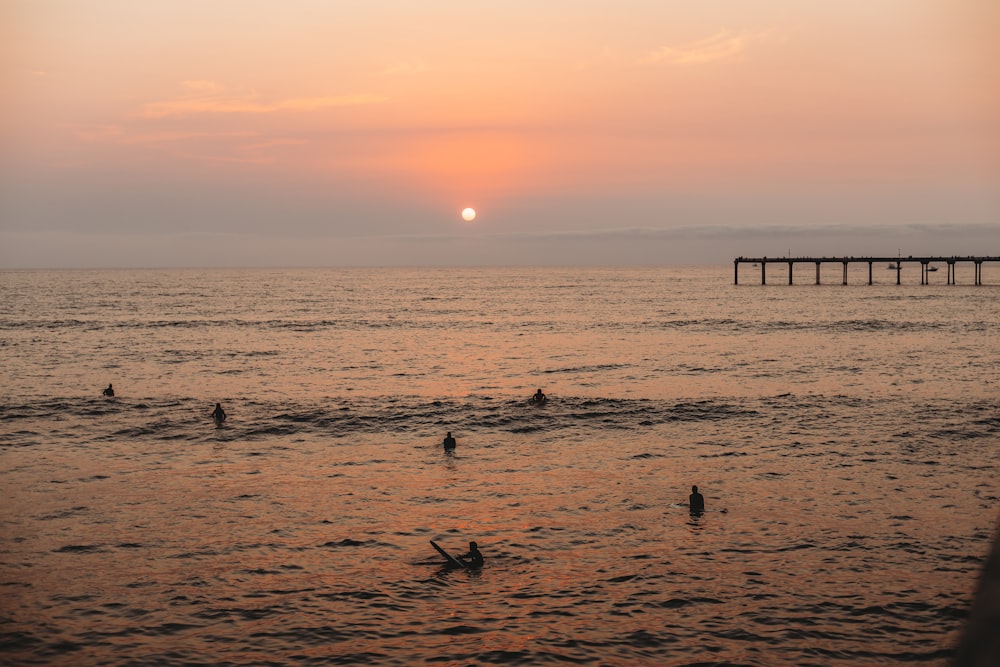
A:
[732, 255, 994, 287]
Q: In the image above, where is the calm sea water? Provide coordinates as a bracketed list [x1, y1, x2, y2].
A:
[1, 266, 998, 666]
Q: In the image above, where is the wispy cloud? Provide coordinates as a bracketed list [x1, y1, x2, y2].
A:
[640, 30, 755, 66]
[380, 60, 428, 76]
[141, 82, 387, 118]
[65, 121, 305, 164]
[180, 80, 225, 93]
[68, 123, 256, 145]
[394, 222, 1000, 245]
[241, 139, 307, 152]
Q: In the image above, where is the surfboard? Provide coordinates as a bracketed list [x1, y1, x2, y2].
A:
[430, 540, 468, 569]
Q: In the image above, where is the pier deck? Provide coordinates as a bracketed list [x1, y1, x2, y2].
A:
[734, 256, 1000, 285]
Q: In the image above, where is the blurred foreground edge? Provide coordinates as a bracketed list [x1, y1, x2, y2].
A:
[954, 517, 1000, 666]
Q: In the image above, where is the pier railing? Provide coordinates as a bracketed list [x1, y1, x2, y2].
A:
[734, 256, 999, 285]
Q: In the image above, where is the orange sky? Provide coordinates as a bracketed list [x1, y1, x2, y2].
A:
[2, 1, 998, 266]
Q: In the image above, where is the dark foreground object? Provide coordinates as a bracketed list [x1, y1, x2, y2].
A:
[954, 519, 1000, 666]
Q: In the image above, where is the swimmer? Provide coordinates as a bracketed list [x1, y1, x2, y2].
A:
[530, 388, 547, 404]
[211, 403, 227, 423]
[442, 431, 456, 451]
[102, 383, 115, 397]
[459, 541, 484, 567]
[689, 485, 705, 513]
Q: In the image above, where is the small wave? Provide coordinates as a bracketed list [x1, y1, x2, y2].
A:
[649, 598, 693, 609]
[317, 590, 390, 601]
[438, 625, 485, 636]
[38, 506, 89, 520]
[52, 544, 105, 553]
[542, 363, 631, 375]
[320, 539, 386, 549]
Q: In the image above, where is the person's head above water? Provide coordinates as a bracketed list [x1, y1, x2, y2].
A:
[469, 541, 478, 550]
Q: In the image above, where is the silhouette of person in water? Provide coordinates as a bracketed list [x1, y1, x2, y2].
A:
[442, 431, 456, 451]
[102, 383, 115, 397]
[459, 541, 484, 567]
[211, 403, 227, 423]
[689, 485, 705, 513]
[530, 388, 547, 404]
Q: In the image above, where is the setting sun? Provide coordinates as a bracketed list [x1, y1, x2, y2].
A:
[461, 207, 477, 222]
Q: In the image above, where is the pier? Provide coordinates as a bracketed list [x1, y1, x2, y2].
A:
[734, 256, 1000, 285]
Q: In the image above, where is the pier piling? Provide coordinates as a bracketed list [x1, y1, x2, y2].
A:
[734, 256, 999, 285]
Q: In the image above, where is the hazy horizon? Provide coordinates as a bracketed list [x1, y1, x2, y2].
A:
[1, 222, 999, 270]
[3, 1, 998, 268]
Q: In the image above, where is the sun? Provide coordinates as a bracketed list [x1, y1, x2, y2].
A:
[461, 207, 477, 222]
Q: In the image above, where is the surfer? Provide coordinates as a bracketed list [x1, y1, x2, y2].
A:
[529, 388, 547, 405]
[689, 485, 705, 513]
[459, 541, 484, 568]
[442, 431, 456, 451]
[102, 383, 115, 397]
[211, 403, 227, 423]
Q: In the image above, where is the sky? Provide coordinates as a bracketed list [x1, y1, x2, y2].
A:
[2, 0, 998, 267]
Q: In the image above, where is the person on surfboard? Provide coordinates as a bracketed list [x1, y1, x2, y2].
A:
[459, 541, 484, 567]
[211, 403, 227, 423]
[529, 388, 547, 405]
[689, 485, 705, 513]
[102, 383, 115, 397]
[442, 431, 456, 451]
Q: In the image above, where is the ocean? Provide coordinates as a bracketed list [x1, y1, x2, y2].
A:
[1, 265, 998, 666]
